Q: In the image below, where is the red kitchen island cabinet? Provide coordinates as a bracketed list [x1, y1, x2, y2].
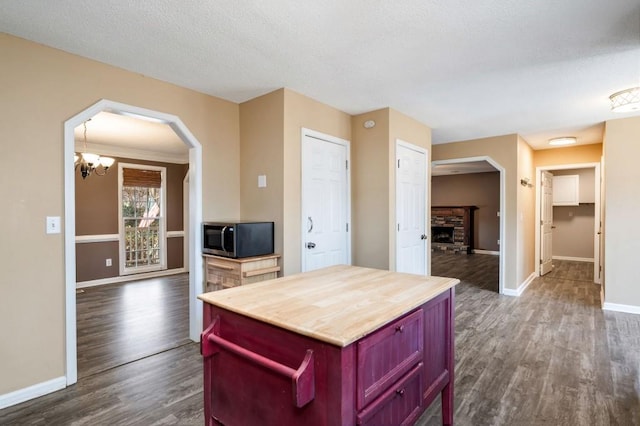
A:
[199, 265, 459, 426]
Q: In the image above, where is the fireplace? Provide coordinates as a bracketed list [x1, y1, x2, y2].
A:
[431, 206, 477, 254]
[432, 226, 454, 244]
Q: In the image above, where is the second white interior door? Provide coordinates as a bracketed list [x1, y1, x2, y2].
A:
[396, 141, 428, 275]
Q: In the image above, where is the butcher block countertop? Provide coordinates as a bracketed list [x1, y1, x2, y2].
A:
[198, 264, 459, 347]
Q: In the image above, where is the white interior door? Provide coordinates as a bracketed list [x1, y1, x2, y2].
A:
[396, 141, 428, 275]
[301, 130, 350, 272]
[540, 170, 554, 275]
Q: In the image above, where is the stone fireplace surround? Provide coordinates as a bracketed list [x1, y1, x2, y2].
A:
[431, 206, 477, 254]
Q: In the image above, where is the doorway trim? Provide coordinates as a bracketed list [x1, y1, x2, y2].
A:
[534, 162, 601, 283]
[64, 99, 203, 386]
[431, 156, 506, 295]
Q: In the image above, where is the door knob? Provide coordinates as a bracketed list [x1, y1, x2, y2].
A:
[306, 242, 316, 249]
[420, 234, 427, 240]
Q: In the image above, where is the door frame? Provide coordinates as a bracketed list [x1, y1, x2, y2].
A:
[395, 139, 429, 275]
[64, 99, 203, 385]
[431, 156, 506, 295]
[534, 162, 601, 283]
[300, 127, 351, 272]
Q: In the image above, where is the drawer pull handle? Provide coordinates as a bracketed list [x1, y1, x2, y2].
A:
[395, 325, 404, 333]
[243, 266, 281, 278]
[396, 388, 405, 396]
[201, 316, 315, 408]
[209, 263, 235, 271]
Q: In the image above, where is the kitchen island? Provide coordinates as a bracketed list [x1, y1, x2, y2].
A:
[199, 264, 459, 426]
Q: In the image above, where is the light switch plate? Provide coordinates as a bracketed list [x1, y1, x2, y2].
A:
[46, 216, 61, 234]
[258, 174, 267, 188]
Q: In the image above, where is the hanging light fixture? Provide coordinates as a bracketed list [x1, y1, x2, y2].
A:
[609, 87, 640, 113]
[74, 119, 115, 179]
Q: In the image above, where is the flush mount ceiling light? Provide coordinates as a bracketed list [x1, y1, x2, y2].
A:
[548, 136, 577, 146]
[363, 120, 376, 129]
[609, 87, 640, 112]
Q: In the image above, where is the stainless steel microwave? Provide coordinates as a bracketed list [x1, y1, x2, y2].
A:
[202, 221, 274, 258]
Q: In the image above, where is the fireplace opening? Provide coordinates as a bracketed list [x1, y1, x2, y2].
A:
[432, 226, 454, 244]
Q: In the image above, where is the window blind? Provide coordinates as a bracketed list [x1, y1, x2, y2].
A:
[122, 168, 161, 188]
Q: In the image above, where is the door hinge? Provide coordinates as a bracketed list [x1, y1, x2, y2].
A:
[397, 159, 400, 168]
[539, 259, 543, 264]
[346, 223, 349, 232]
[346, 160, 349, 170]
[397, 223, 400, 231]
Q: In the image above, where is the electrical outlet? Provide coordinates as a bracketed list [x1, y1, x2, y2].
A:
[106, 258, 112, 267]
[497, 239, 500, 245]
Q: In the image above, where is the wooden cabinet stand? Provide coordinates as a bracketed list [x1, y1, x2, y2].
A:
[203, 254, 280, 292]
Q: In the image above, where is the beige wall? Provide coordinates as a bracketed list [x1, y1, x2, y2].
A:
[432, 134, 521, 290]
[351, 109, 391, 269]
[283, 89, 352, 275]
[603, 116, 640, 308]
[550, 168, 596, 259]
[0, 34, 240, 395]
[552, 205, 595, 259]
[533, 143, 602, 168]
[388, 109, 431, 271]
[239, 89, 285, 267]
[240, 89, 351, 276]
[351, 108, 431, 271]
[517, 136, 536, 286]
[432, 172, 500, 251]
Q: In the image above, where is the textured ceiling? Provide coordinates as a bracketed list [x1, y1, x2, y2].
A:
[2, 0, 639, 150]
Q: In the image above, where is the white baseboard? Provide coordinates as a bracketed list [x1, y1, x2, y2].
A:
[0, 376, 66, 410]
[473, 249, 499, 256]
[552, 256, 594, 262]
[502, 272, 536, 297]
[77, 267, 187, 289]
[603, 302, 640, 315]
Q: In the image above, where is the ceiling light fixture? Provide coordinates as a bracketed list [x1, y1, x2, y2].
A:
[74, 119, 116, 179]
[548, 136, 577, 146]
[609, 87, 640, 112]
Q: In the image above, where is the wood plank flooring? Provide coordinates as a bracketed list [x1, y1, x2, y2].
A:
[2, 256, 639, 425]
[421, 255, 640, 425]
[76, 274, 191, 378]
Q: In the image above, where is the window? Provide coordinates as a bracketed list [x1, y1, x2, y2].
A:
[119, 164, 167, 275]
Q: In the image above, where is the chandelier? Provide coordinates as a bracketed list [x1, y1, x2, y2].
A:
[609, 87, 640, 113]
[74, 119, 115, 179]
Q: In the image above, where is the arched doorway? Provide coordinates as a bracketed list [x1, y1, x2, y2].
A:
[431, 156, 506, 294]
[63, 99, 203, 385]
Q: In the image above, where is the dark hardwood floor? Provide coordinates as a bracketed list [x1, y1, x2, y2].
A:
[2, 257, 639, 425]
[431, 251, 500, 292]
[76, 273, 191, 378]
[420, 255, 640, 425]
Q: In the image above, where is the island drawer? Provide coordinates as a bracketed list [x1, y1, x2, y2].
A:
[356, 308, 424, 410]
[356, 362, 424, 426]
